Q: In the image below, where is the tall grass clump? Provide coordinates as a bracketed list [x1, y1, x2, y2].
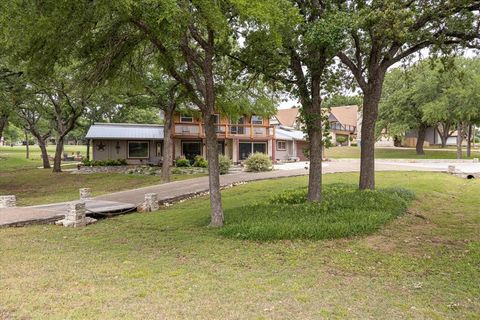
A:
[218, 183, 415, 241]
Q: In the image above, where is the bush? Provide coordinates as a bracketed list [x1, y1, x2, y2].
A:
[218, 155, 231, 175]
[81, 159, 128, 167]
[218, 184, 415, 241]
[175, 157, 190, 167]
[244, 152, 272, 172]
[193, 155, 208, 168]
[336, 136, 348, 145]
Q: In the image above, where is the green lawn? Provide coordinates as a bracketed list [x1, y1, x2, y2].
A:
[326, 146, 480, 159]
[0, 146, 205, 205]
[1, 172, 479, 319]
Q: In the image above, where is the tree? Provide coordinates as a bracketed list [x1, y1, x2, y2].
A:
[15, 94, 52, 168]
[337, 0, 480, 189]
[378, 63, 439, 155]
[235, 0, 349, 201]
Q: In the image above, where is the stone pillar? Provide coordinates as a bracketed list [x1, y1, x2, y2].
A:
[60, 201, 86, 227]
[0, 195, 16, 208]
[143, 193, 159, 212]
[79, 188, 92, 200]
[448, 165, 456, 174]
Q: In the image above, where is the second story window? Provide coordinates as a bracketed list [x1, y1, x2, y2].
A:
[251, 115, 263, 125]
[213, 114, 220, 124]
[180, 114, 193, 123]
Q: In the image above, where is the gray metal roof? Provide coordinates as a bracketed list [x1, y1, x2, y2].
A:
[86, 123, 164, 140]
[275, 127, 306, 141]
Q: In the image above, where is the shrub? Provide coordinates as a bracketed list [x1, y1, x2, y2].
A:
[81, 159, 128, 167]
[244, 152, 272, 172]
[336, 136, 348, 145]
[218, 184, 415, 241]
[193, 155, 208, 168]
[175, 157, 190, 167]
[218, 155, 231, 175]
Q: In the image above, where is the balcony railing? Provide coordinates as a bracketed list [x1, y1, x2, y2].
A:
[173, 123, 274, 139]
[330, 121, 356, 133]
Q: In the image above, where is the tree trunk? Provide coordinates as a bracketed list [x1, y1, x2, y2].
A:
[38, 139, 51, 169]
[359, 80, 383, 190]
[416, 124, 427, 155]
[203, 112, 224, 227]
[305, 79, 323, 202]
[467, 124, 472, 158]
[25, 132, 30, 159]
[161, 105, 175, 183]
[53, 138, 64, 173]
[456, 123, 463, 159]
[86, 139, 90, 161]
[436, 123, 449, 148]
[0, 115, 8, 141]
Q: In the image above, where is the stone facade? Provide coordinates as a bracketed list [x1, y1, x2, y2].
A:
[56, 201, 96, 227]
[0, 195, 16, 208]
[138, 193, 159, 212]
[79, 188, 92, 200]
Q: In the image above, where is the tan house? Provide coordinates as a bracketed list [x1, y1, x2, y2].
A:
[272, 105, 359, 145]
[86, 112, 279, 165]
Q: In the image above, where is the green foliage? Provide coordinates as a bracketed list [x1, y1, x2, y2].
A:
[244, 152, 272, 172]
[336, 136, 348, 144]
[219, 184, 415, 241]
[175, 158, 190, 167]
[323, 94, 363, 108]
[82, 159, 127, 167]
[192, 155, 208, 168]
[378, 58, 480, 140]
[218, 154, 231, 175]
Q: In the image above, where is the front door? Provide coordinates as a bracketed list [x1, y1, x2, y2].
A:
[182, 141, 202, 161]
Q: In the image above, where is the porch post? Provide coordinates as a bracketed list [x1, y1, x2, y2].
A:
[271, 138, 276, 163]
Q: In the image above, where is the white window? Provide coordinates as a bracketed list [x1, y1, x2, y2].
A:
[251, 115, 263, 125]
[128, 141, 149, 158]
[180, 114, 193, 123]
[277, 141, 287, 151]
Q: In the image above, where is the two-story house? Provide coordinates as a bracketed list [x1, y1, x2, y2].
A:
[85, 112, 277, 165]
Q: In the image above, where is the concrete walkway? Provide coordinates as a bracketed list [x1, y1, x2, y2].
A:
[1, 159, 479, 227]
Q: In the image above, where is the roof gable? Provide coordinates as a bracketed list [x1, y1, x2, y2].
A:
[329, 105, 359, 127]
[275, 108, 300, 127]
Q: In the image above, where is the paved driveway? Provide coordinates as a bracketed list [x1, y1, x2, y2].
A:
[1, 159, 479, 227]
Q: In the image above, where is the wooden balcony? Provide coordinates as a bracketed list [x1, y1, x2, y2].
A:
[173, 123, 275, 139]
[330, 121, 357, 133]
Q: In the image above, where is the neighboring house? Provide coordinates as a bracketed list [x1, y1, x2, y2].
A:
[403, 127, 462, 147]
[328, 105, 358, 146]
[272, 105, 359, 145]
[86, 112, 282, 165]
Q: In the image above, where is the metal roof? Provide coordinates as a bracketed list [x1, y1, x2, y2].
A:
[275, 127, 306, 141]
[86, 123, 164, 140]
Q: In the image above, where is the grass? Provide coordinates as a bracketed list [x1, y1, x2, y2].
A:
[326, 146, 480, 159]
[0, 146, 205, 205]
[0, 172, 479, 319]
[219, 184, 415, 241]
